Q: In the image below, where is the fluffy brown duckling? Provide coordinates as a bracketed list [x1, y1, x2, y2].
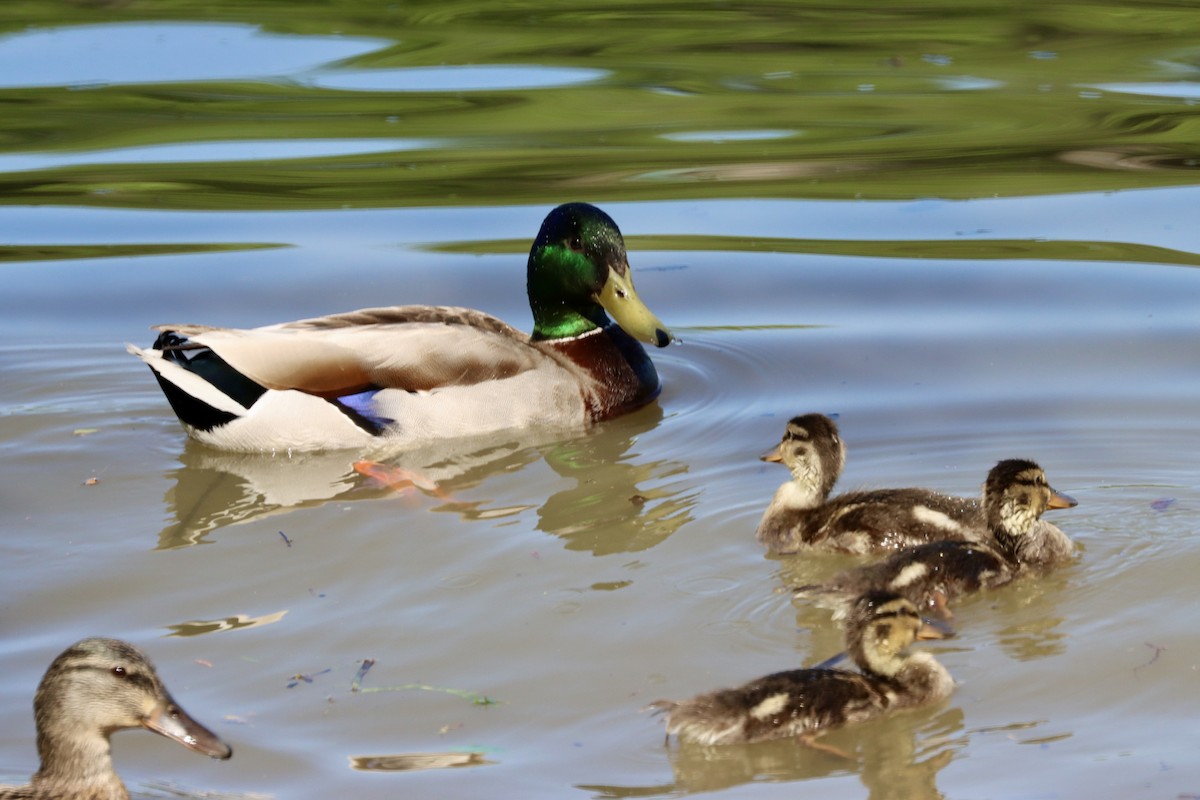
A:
[645, 591, 954, 754]
[796, 459, 1078, 617]
[756, 414, 984, 554]
[0, 638, 232, 800]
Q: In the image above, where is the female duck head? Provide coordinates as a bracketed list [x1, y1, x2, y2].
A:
[527, 202, 672, 347]
[32, 638, 232, 780]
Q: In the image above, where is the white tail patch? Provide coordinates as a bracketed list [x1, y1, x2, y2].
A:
[126, 343, 249, 416]
[912, 505, 964, 534]
[749, 692, 790, 720]
[890, 562, 929, 589]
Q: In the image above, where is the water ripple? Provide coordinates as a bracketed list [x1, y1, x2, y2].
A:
[0, 139, 435, 173]
[0, 22, 387, 88]
[305, 65, 607, 93]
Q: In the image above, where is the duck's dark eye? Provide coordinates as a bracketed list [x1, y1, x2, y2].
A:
[111, 666, 127, 679]
[568, 235, 583, 252]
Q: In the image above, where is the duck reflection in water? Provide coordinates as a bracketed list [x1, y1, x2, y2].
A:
[155, 404, 691, 555]
[579, 706, 964, 799]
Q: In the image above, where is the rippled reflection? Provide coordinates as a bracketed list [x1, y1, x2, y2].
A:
[534, 408, 696, 555]
[308, 65, 606, 93]
[6, 4, 1200, 212]
[156, 406, 691, 555]
[3, 2, 1200, 799]
[0, 22, 385, 88]
[581, 707, 963, 798]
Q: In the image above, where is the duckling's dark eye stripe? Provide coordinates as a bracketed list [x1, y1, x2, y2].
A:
[1013, 470, 1045, 486]
[872, 607, 918, 621]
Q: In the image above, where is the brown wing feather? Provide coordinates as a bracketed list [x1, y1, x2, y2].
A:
[157, 306, 550, 398]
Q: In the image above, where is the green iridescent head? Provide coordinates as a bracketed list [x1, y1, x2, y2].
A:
[526, 202, 673, 347]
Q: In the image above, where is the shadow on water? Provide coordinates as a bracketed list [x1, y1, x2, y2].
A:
[533, 408, 697, 555]
[156, 404, 694, 554]
[579, 707, 965, 799]
[774, 553, 1074, 664]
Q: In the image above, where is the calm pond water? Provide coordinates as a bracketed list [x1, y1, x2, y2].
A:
[2, 2, 1199, 799]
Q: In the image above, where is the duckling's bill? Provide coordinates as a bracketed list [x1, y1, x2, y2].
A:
[759, 443, 783, 463]
[597, 266, 672, 348]
[144, 698, 233, 760]
[917, 618, 955, 640]
[1048, 488, 1078, 510]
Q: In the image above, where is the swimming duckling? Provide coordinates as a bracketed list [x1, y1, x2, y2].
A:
[756, 414, 984, 554]
[645, 591, 954, 753]
[796, 459, 1078, 617]
[0, 638, 232, 800]
[129, 203, 674, 452]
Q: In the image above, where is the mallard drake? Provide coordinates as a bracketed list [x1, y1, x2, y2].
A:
[756, 414, 984, 554]
[796, 459, 1078, 617]
[0, 638, 231, 800]
[645, 591, 954, 753]
[128, 203, 674, 452]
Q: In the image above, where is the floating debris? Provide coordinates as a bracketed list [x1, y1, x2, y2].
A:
[1135, 641, 1166, 674]
[72, 428, 100, 437]
[590, 580, 632, 591]
[348, 751, 495, 772]
[1151, 497, 1176, 511]
[221, 714, 257, 726]
[351, 659, 376, 692]
[360, 682, 500, 706]
[287, 667, 332, 689]
[165, 610, 288, 637]
[278, 530, 293, 547]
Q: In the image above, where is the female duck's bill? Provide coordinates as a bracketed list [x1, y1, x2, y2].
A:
[142, 694, 233, 759]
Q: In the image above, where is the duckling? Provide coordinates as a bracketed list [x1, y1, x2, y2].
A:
[756, 414, 984, 554]
[128, 202, 674, 452]
[796, 459, 1078, 617]
[0, 638, 232, 800]
[645, 591, 954, 753]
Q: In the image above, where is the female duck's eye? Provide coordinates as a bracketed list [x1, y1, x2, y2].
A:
[111, 666, 127, 679]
